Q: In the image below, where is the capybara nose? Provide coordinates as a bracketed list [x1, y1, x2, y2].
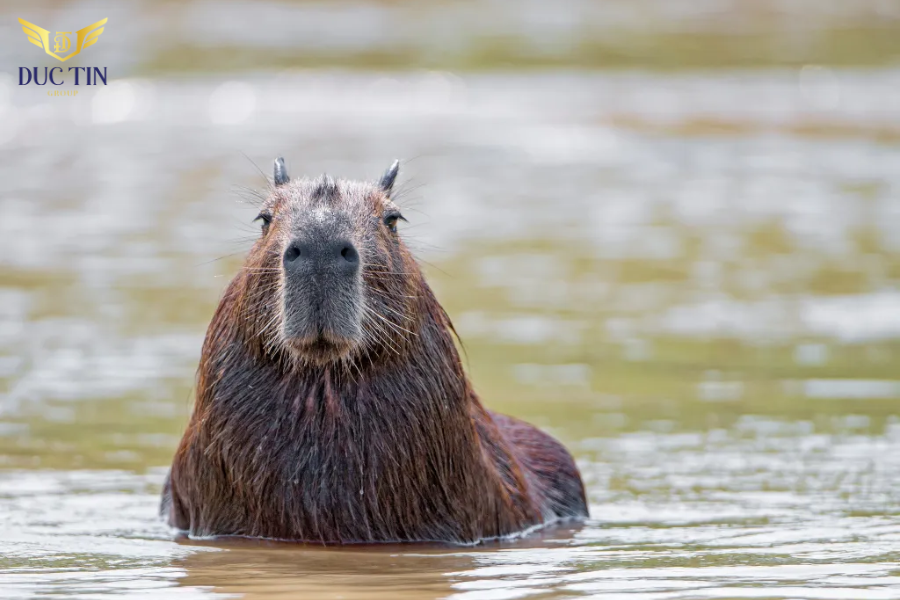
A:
[283, 238, 360, 276]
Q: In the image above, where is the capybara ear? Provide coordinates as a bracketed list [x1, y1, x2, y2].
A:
[274, 157, 290, 187]
[379, 159, 400, 196]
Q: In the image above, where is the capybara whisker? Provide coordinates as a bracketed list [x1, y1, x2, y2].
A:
[366, 308, 417, 337]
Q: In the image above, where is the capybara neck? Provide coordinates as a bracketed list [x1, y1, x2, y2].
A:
[163, 159, 589, 544]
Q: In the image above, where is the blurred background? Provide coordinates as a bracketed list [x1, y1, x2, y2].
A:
[1, 1, 899, 599]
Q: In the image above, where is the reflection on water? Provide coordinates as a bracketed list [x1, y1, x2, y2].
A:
[1, 68, 899, 599]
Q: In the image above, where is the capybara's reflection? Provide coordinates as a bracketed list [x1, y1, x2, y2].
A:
[171, 523, 586, 599]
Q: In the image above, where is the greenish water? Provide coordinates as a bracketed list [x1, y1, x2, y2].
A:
[4, 0, 900, 76]
[1, 49, 900, 600]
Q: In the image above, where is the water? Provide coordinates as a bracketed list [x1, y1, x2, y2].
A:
[1, 66, 900, 598]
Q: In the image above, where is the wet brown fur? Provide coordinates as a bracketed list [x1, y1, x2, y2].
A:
[163, 168, 587, 544]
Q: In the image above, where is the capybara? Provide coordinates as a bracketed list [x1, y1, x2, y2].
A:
[162, 159, 588, 544]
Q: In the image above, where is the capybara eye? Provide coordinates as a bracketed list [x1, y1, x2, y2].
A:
[254, 212, 272, 232]
[383, 211, 406, 233]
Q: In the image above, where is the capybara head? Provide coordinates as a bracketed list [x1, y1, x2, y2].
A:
[239, 159, 420, 366]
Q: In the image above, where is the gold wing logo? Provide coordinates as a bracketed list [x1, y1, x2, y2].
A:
[19, 17, 107, 62]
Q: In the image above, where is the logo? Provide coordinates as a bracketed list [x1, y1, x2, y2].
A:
[17, 17, 109, 92]
[19, 17, 106, 62]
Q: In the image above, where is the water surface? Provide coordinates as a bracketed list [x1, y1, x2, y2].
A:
[1, 69, 899, 599]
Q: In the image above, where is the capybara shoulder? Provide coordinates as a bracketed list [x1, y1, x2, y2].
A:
[163, 159, 588, 544]
[489, 412, 588, 519]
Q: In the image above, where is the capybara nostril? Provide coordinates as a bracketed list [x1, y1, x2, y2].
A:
[283, 244, 302, 264]
[339, 243, 358, 265]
